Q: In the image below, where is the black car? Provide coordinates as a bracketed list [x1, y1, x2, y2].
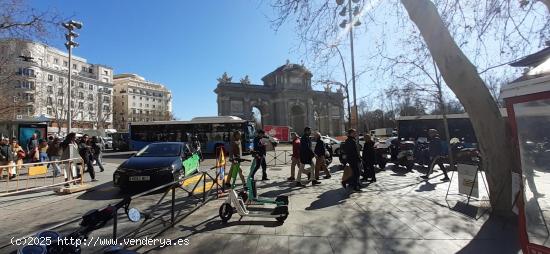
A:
[113, 142, 200, 192]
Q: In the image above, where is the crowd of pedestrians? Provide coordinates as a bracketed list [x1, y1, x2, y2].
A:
[0, 132, 106, 185]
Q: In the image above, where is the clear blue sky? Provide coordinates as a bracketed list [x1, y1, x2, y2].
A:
[30, 0, 300, 120]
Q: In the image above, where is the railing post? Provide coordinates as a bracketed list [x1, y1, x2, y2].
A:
[171, 185, 175, 226]
[113, 208, 118, 239]
[202, 172, 206, 202]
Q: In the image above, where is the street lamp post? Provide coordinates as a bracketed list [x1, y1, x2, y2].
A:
[62, 20, 83, 134]
[337, 0, 361, 130]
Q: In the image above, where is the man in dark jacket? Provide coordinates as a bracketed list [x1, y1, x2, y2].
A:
[342, 129, 361, 191]
[78, 135, 96, 181]
[297, 127, 319, 187]
[362, 134, 376, 183]
[252, 129, 268, 181]
[421, 129, 449, 181]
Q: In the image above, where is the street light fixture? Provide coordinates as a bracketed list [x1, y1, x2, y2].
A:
[336, 0, 361, 130]
[62, 20, 83, 134]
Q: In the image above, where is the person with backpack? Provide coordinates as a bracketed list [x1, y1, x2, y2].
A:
[91, 136, 105, 172]
[79, 135, 96, 182]
[314, 131, 331, 180]
[252, 129, 268, 181]
[296, 127, 318, 187]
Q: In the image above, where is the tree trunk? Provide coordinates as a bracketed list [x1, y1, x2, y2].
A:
[401, 0, 515, 215]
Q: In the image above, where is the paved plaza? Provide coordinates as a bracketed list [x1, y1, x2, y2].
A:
[136, 162, 521, 254]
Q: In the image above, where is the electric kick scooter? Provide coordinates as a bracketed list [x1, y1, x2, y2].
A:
[219, 154, 289, 223]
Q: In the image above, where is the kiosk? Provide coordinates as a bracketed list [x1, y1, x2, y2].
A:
[502, 46, 550, 253]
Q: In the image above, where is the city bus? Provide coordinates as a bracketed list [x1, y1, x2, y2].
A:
[128, 116, 256, 154]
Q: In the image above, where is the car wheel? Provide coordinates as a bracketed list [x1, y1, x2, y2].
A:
[219, 203, 233, 223]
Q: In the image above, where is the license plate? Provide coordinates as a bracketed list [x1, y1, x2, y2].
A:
[129, 176, 150, 181]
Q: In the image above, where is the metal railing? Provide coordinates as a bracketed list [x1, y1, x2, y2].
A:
[0, 158, 85, 196]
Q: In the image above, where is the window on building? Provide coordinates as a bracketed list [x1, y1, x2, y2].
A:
[47, 108, 52, 115]
[103, 78, 109, 83]
[140, 97, 142, 100]
[103, 70, 108, 75]
[78, 102, 84, 109]
[47, 97, 53, 105]
[81, 66, 87, 72]
[47, 86, 53, 93]
[103, 105, 110, 111]
[54, 58, 59, 64]
[59, 77, 64, 84]
[88, 103, 94, 111]
[89, 84, 94, 90]
[71, 80, 75, 86]
[48, 74, 53, 81]
[88, 94, 94, 101]
[88, 68, 93, 74]
[63, 61, 68, 67]
[152, 105, 155, 108]
[57, 99, 63, 105]
[78, 92, 84, 99]
[79, 82, 84, 88]
[73, 64, 77, 69]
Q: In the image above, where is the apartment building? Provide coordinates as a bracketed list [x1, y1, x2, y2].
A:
[0, 38, 114, 133]
[112, 74, 172, 131]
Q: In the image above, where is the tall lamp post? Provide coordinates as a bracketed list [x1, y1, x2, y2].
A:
[62, 20, 83, 134]
[337, 0, 361, 129]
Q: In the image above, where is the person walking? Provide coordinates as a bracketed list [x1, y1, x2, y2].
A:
[296, 127, 319, 187]
[79, 135, 96, 181]
[342, 129, 362, 191]
[287, 132, 302, 181]
[11, 138, 24, 178]
[0, 137, 16, 179]
[225, 131, 246, 188]
[61, 133, 79, 185]
[252, 129, 268, 181]
[27, 133, 39, 162]
[38, 139, 49, 163]
[91, 136, 105, 172]
[47, 137, 63, 177]
[421, 129, 450, 181]
[362, 134, 376, 183]
[314, 132, 331, 180]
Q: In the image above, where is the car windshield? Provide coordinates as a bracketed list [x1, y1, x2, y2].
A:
[135, 143, 181, 157]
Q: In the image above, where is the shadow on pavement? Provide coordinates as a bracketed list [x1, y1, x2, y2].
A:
[457, 215, 520, 253]
[306, 188, 347, 210]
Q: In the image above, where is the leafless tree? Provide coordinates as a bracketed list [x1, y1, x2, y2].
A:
[0, 0, 64, 121]
[268, 0, 549, 214]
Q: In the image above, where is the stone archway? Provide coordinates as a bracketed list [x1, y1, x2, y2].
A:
[251, 106, 263, 128]
[290, 105, 306, 135]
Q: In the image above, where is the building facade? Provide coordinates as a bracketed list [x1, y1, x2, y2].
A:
[0, 38, 114, 133]
[112, 74, 172, 131]
[214, 62, 345, 136]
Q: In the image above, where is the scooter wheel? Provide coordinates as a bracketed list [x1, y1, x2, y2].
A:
[219, 203, 233, 223]
[276, 212, 288, 223]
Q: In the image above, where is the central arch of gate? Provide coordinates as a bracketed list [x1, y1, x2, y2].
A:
[214, 62, 345, 136]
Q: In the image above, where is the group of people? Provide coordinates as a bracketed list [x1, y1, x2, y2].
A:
[0, 132, 106, 184]
[222, 126, 450, 193]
